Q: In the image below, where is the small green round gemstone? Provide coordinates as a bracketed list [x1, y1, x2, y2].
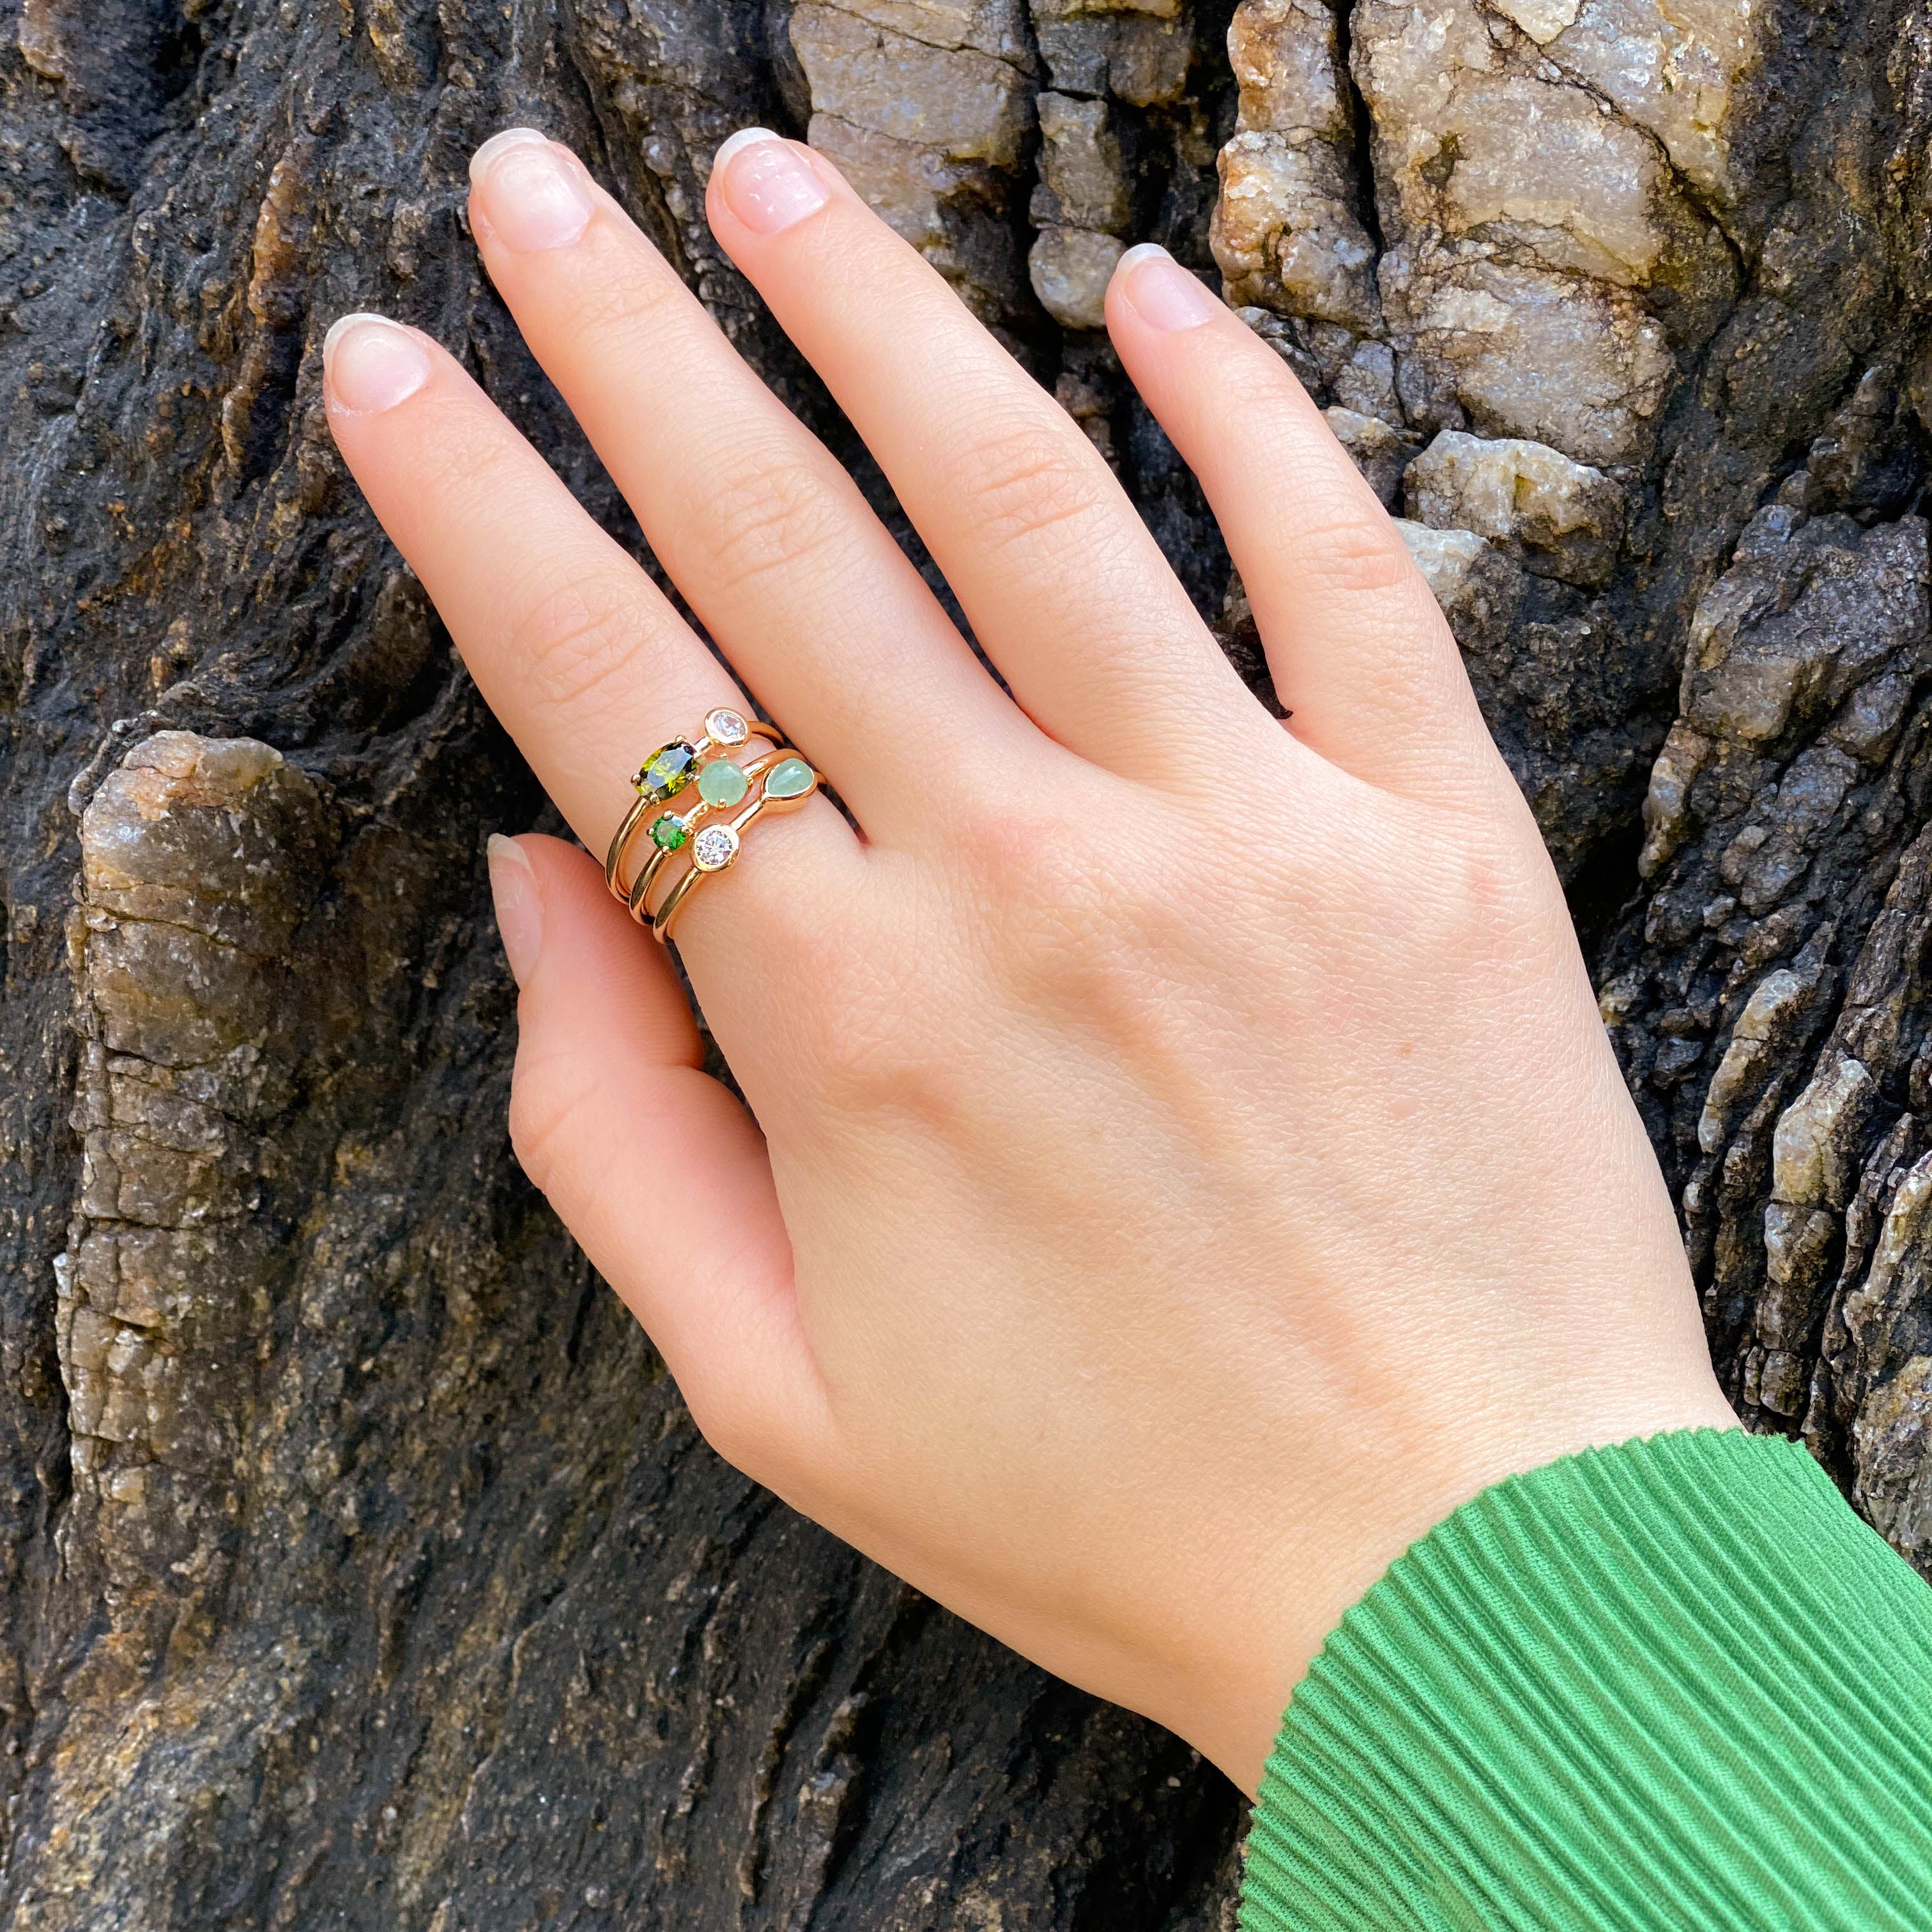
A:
[648, 813, 689, 852]
[635, 740, 698, 802]
[696, 758, 749, 808]
[762, 755, 816, 801]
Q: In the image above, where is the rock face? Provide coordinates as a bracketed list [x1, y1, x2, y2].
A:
[1403, 431, 1624, 587]
[1602, 503, 1932, 1542]
[1, 0, 1931, 1922]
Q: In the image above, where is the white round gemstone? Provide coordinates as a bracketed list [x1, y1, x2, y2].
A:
[691, 824, 739, 871]
[704, 707, 749, 747]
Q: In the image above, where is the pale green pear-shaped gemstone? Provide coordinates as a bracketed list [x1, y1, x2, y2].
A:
[763, 755, 815, 801]
[696, 758, 749, 808]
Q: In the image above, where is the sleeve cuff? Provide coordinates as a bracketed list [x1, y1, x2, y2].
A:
[1238, 1427, 1932, 1931]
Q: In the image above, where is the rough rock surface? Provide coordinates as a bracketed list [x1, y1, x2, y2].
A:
[1403, 431, 1624, 587]
[2, 0, 1932, 1922]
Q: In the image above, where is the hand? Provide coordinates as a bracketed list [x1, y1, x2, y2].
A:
[322, 126, 1735, 1793]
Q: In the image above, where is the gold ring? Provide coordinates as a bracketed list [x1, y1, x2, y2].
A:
[604, 706, 783, 907]
[647, 749, 822, 944]
[625, 739, 783, 921]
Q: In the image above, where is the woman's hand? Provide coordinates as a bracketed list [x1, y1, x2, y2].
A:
[323, 126, 1735, 1793]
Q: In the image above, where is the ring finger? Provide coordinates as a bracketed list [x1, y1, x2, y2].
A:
[321, 313, 866, 967]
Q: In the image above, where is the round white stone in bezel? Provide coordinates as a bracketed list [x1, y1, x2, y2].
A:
[704, 707, 750, 748]
[691, 824, 740, 872]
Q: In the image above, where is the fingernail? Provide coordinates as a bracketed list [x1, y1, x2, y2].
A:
[323, 313, 433, 413]
[470, 130, 594, 252]
[1114, 243, 1220, 332]
[713, 127, 829, 235]
[487, 834, 543, 986]
[469, 126, 549, 178]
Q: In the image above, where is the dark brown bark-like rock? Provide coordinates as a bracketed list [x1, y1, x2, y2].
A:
[1, 0, 1929, 1922]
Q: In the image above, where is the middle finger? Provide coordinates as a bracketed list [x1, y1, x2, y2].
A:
[703, 130, 1264, 775]
[466, 129, 1029, 841]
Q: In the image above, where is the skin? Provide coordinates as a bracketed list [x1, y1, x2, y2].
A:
[322, 125, 1736, 1797]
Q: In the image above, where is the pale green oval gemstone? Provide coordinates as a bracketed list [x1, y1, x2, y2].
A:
[763, 755, 815, 801]
[696, 758, 749, 808]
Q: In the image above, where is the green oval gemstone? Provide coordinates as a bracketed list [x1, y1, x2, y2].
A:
[762, 756, 816, 801]
[696, 758, 749, 808]
[648, 813, 689, 852]
[635, 740, 698, 802]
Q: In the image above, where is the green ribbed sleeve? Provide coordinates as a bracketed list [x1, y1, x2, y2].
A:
[1238, 1429, 1932, 1931]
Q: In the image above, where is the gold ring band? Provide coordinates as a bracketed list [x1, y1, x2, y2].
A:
[626, 740, 783, 921]
[604, 706, 783, 907]
[647, 749, 821, 944]
[604, 706, 822, 944]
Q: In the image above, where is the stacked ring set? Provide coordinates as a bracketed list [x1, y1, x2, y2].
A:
[605, 707, 820, 942]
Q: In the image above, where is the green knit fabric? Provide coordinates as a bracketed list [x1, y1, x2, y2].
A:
[1238, 1429, 1932, 1931]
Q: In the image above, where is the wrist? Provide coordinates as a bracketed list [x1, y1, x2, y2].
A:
[1199, 1374, 1740, 1796]
[1238, 1428, 1932, 1930]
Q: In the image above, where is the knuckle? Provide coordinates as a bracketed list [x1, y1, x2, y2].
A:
[682, 1383, 773, 1479]
[1301, 507, 1417, 604]
[954, 806, 1179, 971]
[505, 1042, 599, 1200]
[816, 1029, 904, 1119]
[689, 1387, 822, 1502]
[952, 421, 1112, 558]
[808, 968, 930, 1115]
[789, 930, 957, 1123]
[509, 575, 655, 714]
[695, 459, 855, 592]
[568, 257, 689, 343]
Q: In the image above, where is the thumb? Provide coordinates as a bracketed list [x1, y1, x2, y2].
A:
[487, 832, 826, 1476]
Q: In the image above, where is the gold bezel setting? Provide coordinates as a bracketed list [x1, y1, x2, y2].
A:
[602, 710, 818, 942]
[690, 824, 739, 872]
